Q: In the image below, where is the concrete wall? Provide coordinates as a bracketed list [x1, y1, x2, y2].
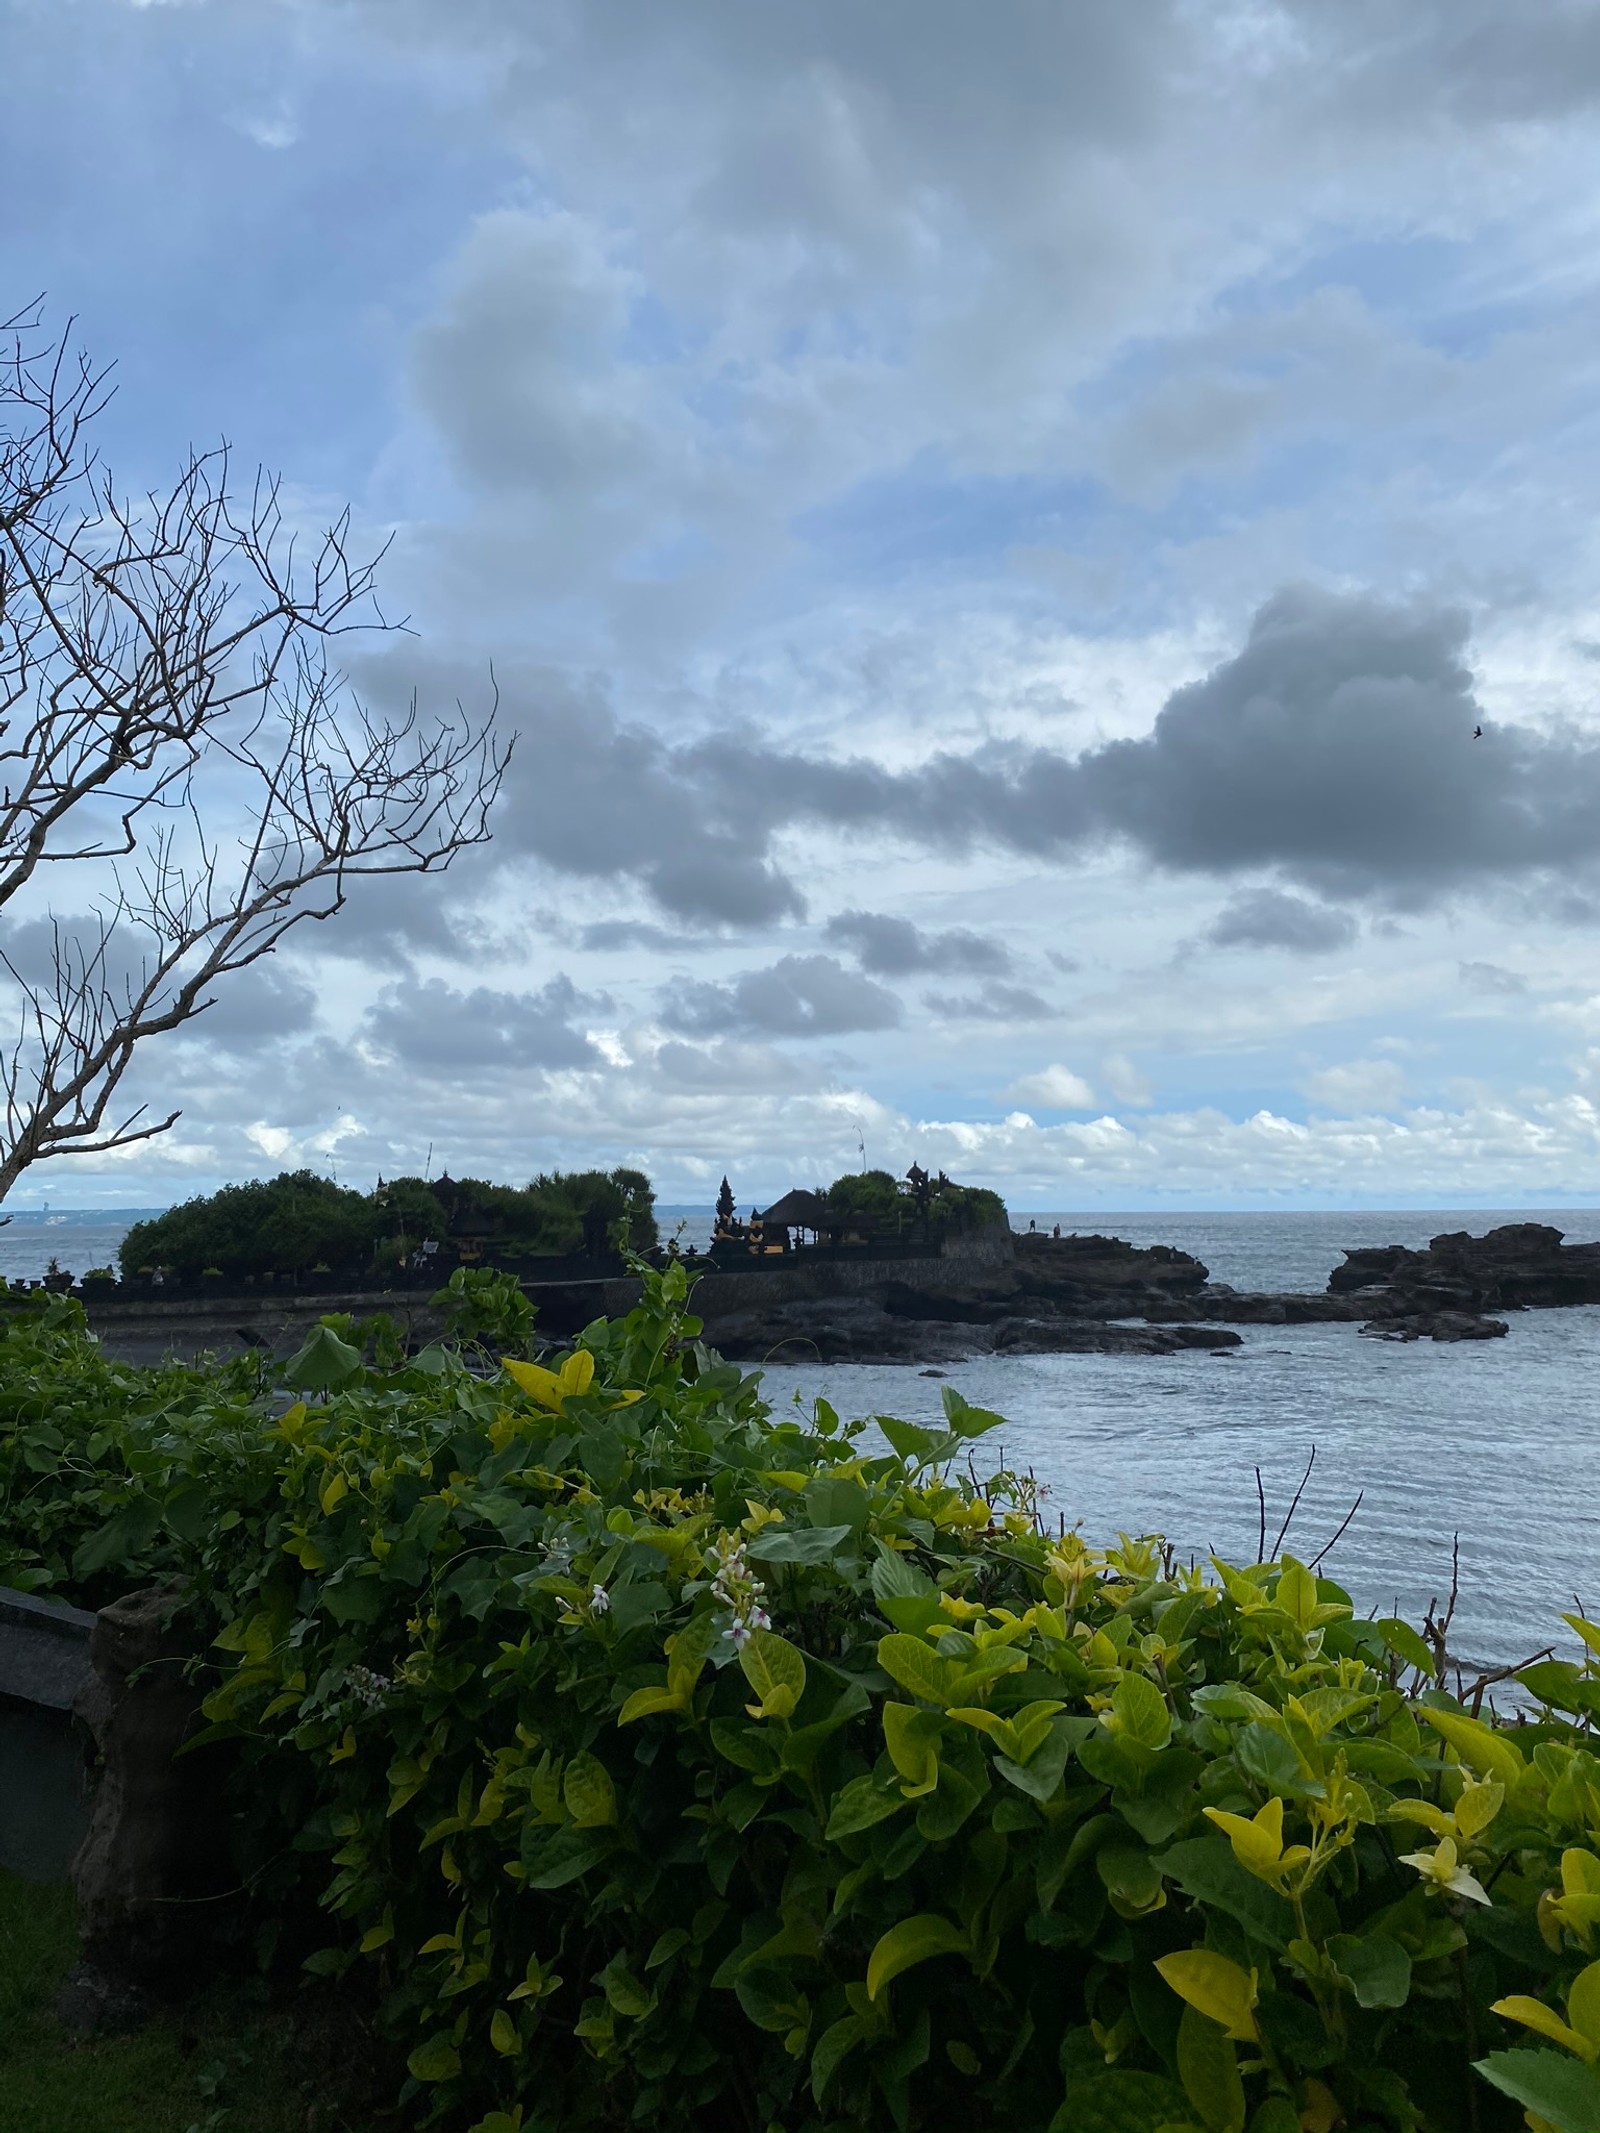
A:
[0, 1586, 96, 1882]
[79, 1222, 1016, 1359]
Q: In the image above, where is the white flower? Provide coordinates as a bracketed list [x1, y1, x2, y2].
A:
[589, 1584, 611, 1615]
[749, 1608, 771, 1632]
[1400, 1835, 1490, 1906]
[728, 1619, 752, 1648]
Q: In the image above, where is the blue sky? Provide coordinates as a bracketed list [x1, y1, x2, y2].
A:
[4, 0, 1600, 1211]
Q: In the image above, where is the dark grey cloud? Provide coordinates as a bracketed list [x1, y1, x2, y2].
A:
[660, 954, 900, 1037]
[578, 919, 720, 954]
[923, 981, 1053, 1021]
[699, 589, 1600, 902]
[185, 960, 322, 1045]
[366, 589, 1600, 946]
[824, 908, 1007, 976]
[1205, 888, 1360, 955]
[364, 975, 607, 1074]
[1459, 960, 1528, 995]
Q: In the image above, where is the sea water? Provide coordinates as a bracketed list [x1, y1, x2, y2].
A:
[764, 1208, 1600, 1684]
[6, 1204, 1599, 1679]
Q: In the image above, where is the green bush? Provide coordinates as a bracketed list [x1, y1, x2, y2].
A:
[4, 1276, 1600, 2131]
[825, 1170, 1007, 1235]
[118, 1167, 659, 1281]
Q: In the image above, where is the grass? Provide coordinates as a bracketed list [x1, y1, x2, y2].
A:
[0, 1869, 405, 2133]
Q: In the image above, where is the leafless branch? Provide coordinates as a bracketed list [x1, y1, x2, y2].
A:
[0, 306, 511, 1196]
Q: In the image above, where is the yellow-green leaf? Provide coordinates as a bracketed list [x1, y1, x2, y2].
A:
[407, 2034, 462, 2083]
[1419, 1706, 1526, 1790]
[865, 1913, 968, 2001]
[1455, 1778, 1505, 1840]
[490, 2008, 522, 2057]
[1275, 1557, 1319, 1633]
[359, 1908, 394, 1953]
[877, 1632, 956, 1706]
[562, 1750, 617, 1828]
[738, 1629, 807, 1720]
[883, 1702, 941, 1798]
[1570, 1961, 1600, 2050]
[1177, 2001, 1246, 2133]
[1491, 1995, 1596, 2062]
[502, 1357, 566, 1408]
[320, 1471, 348, 1516]
[1155, 1950, 1259, 2042]
[1106, 1671, 1172, 1751]
[618, 1684, 688, 1726]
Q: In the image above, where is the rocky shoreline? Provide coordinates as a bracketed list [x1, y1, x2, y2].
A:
[698, 1222, 1600, 1365]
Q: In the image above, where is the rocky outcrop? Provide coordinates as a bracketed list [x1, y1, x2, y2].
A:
[1330, 1224, 1600, 1315]
[1360, 1310, 1510, 1343]
[700, 1236, 1246, 1363]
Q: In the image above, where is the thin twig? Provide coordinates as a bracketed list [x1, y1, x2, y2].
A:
[1270, 1444, 1317, 1557]
[1308, 1490, 1364, 1572]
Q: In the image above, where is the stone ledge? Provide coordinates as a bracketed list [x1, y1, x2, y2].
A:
[0, 1584, 95, 1712]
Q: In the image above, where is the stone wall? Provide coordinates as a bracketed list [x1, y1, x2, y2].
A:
[0, 1585, 96, 1881]
[81, 1223, 1017, 1360]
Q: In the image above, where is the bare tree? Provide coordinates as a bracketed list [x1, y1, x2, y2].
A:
[0, 304, 510, 1202]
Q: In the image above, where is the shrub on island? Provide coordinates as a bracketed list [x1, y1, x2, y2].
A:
[116, 1166, 658, 1283]
[2, 1275, 1598, 2132]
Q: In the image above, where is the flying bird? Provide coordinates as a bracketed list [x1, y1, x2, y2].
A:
[1473, 725, 1483, 739]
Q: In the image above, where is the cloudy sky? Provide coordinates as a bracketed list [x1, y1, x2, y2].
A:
[6, 0, 1600, 1211]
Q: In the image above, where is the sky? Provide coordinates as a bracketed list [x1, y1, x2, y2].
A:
[5, 0, 1600, 1213]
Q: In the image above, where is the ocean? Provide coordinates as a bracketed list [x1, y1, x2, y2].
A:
[6, 1203, 1599, 1684]
[766, 1207, 1600, 1690]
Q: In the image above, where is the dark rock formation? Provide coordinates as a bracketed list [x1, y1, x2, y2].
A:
[701, 1242, 1244, 1364]
[1330, 1223, 1600, 1315]
[1361, 1311, 1510, 1343]
[71, 1585, 232, 1988]
[695, 1220, 1567, 1361]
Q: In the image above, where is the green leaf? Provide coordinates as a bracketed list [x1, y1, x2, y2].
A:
[407, 2033, 462, 2083]
[939, 1384, 1006, 1438]
[71, 1496, 163, 1580]
[1235, 1721, 1302, 1793]
[877, 1632, 956, 1706]
[1474, 2049, 1600, 2132]
[1178, 2003, 1246, 2133]
[878, 1416, 949, 1469]
[1097, 1840, 1165, 1914]
[1050, 2070, 1192, 2133]
[746, 1522, 854, 1565]
[737, 1628, 807, 1719]
[805, 1474, 871, 1533]
[562, 1750, 617, 1828]
[871, 1548, 934, 1602]
[871, 1551, 945, 1634]
[826, 1774, 906, 1838]
[284, 1323, 363, 1392]
[1326, 1931, 1412, 2009]
[521, 1826, 612, 1889]
[995, 1718, 1073, 1803]
[1159, 1838, 1293, 1952]
[1377, 1616, 1437, 1678]
[865, 1912, 968, 2000]
[1108, 1671, 1172, 1751]
[811, 2015, 868, 2104]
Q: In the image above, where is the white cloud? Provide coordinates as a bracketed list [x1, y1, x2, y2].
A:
[1301, 1060, 1409, 1113]
[999, 1065, 1098, 1110]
